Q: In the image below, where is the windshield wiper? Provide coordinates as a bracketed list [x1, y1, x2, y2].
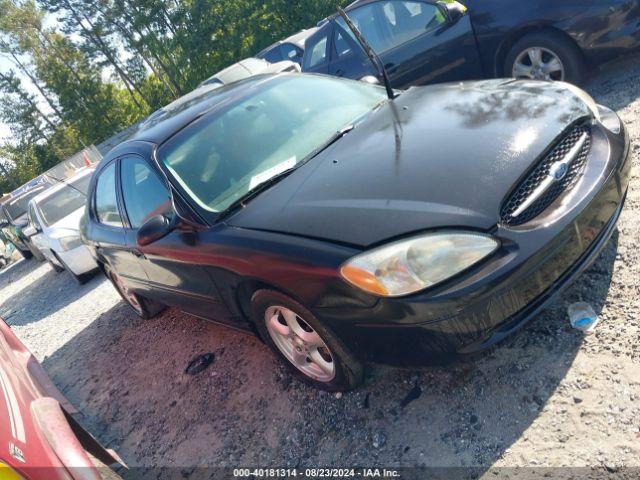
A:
[217, 167, 297, 221]
[218, 125, 356, 221]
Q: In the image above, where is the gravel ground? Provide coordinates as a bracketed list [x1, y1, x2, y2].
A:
[1, 57, 639, 479]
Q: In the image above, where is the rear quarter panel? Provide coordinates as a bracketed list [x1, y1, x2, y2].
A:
[467, 0, 640, 75]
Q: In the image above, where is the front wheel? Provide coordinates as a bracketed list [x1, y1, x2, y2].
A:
[251, 290, 363, 391]
[504, 31, 586, 84]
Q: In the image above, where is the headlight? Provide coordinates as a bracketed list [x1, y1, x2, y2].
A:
[59, 235, 82, 251]
[340, 232, 499, 297]
[559, 82, 600, 122]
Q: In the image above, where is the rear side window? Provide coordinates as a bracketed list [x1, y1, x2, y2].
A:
[120, 157, 172, 229]
[303, 34, 329, 69]
[94, 163, 122, 227]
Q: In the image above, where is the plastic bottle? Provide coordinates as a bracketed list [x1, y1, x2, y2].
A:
[567, 302, 599, 334]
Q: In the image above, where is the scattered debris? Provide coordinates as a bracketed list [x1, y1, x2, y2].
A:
[372, 432, 386, 449]
[568, 302, 599, 333]
[185, 353, 215, 375]
[400, 382, 422, 408]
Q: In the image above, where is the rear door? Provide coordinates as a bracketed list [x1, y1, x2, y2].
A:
[338, 0, 483, 87]
[302, 25, 332, 74]
[327, 22, 379, 80]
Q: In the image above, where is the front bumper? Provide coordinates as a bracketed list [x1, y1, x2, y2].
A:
[318, 121, 631, 366]
[56, 244, 98, 276]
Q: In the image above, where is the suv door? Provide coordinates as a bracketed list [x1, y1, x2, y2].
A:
[119, 156, 231, 323]
[337, 0, 483, 87]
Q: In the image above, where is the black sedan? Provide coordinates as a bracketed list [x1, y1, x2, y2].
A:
[302, 0, 640, 86]
[81, 74, 630, 390]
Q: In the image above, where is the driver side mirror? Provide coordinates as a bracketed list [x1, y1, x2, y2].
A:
[137, 215, 178, 247]
[441, 1, 467, 24]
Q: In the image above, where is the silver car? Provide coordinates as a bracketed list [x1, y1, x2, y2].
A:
[26, 168, 98, 283]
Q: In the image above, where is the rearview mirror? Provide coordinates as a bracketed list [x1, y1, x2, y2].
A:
[137, 215, 176, 247]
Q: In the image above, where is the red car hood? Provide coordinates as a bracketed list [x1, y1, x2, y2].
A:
[0, 318, 123, 480]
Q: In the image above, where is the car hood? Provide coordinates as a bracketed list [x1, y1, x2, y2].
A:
[228, 79, 593, 247]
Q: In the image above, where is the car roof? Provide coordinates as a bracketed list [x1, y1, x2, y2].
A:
[32, 168, 94, 206]
[125, 74, 282, 146]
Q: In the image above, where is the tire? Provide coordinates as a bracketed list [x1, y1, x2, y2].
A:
[504, 30, 586, 85]
[251, 289, 364, 391]
[49, 259, 65, 273]
[106, 267, 165, 319]
[29, 244, 46, 262]
[18, 247, 33, 259]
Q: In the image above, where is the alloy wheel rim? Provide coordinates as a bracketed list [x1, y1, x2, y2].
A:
[265, 305, 336, 382]
[513, 47, 565, 81]
[112, 273, 143, 315]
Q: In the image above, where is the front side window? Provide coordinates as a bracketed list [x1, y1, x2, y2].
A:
[339, 1, 446, 53]
[94, 163, 122, 227]
[159, 75, 387, 215]
[120, 157, 172, 229]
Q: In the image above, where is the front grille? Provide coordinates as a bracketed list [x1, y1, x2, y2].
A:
[500, 124, 591, 226]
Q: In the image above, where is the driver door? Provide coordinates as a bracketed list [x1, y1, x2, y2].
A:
[118, 156, 231, 323]
[336, 0, 483, 87]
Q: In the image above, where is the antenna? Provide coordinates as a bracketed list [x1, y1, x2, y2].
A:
[337, 7, 395, 100]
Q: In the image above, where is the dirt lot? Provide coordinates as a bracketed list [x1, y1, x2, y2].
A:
[1, 57, 639, 479]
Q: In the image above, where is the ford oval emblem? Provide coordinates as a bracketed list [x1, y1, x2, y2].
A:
[549, 162, 569, 182]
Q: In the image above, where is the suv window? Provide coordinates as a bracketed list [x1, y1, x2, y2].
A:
[94, 162, 122, 227]
[303, 34, 329, 69]
[334, 26, 355, 59]
[341, 1, 445, 53]
[120, 157, 172, 229]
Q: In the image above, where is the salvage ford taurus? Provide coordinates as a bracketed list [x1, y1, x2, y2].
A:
[81, 74, 630, 390]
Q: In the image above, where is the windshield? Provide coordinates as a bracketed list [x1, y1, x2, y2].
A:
[38, 175, 91, 227]
[158, 75, 387, 213]
[5, 188, 46, 222]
